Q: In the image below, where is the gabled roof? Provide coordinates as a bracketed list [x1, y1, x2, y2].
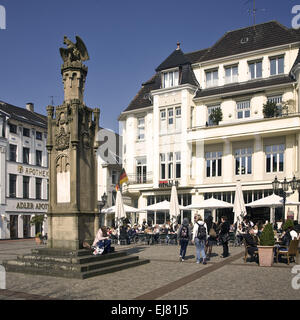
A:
[156, 48, 190, 71]
[0, 101, 47, 128]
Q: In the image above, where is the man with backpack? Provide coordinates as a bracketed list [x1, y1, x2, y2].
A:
[177, 218, 191, 262]
[192, 215, 208, 265]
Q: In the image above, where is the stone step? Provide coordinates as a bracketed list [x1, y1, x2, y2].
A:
[4, 255, 139, 273]
[31, 248, 93, 257]
[18, 250, 127, 265]
[81, 259, 150, 279]
[3, 258, 150, 279]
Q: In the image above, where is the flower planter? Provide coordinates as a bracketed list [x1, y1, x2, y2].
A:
[258, 246, 274, 267]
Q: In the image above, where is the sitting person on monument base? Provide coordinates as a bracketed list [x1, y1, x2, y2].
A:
[91, 226, 112, 255]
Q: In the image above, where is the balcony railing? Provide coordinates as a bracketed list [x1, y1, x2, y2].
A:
[127, 172, 153, 184]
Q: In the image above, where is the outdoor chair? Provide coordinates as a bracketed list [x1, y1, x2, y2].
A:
[276, 239, 299, 265]
[110, 235, 118, 245]
[243, 239, 258, 263]
[137, 233, 145, 244]
[228, 232, 235, 247]
[159, 233, 167, 245]
[118, 236, 127, 245]
[168, 234, 178, 245]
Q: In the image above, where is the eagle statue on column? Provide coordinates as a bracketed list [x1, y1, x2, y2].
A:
[60, 36, 90, 63]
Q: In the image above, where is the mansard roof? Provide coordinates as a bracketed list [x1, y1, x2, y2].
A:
[122, 21, 300, 114]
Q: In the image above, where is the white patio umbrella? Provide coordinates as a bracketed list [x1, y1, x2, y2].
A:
[170, 185, 180, 223]
[185, 197, 234, 210]
[115, 190, 126, 243]
[102, 205, 139, 214]
[246, 193, 300, 223]
[139, 200, 184, 225]
[233, 181, 247, 224]
[139, 200, 185, 211]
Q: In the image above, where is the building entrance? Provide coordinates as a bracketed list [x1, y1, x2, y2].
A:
[23, 215, 31, 238]
[10, 215, 18, 239]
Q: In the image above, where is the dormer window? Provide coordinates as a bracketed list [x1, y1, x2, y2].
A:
[162, 69, 179, 88]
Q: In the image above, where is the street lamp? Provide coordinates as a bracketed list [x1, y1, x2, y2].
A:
[98, 193, 108, 227]
[272, 176, 298, 222]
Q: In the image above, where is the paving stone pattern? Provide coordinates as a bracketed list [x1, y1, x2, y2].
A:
[0, 240, 299, 300]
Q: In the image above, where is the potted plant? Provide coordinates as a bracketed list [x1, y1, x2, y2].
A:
[262, 101, 281, 118]
[258, 223, 275, 267]
[35, 232, 43, 245]
[209, 107, 223, 125]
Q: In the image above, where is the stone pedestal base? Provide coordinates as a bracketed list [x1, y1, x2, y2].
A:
[47, 213, 96, 250]
[3, 248, 149, 279]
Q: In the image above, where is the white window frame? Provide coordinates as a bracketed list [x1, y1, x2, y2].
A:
[248, 60, 262, 79]
[205, 151, 222, 177]
[175, 107, 181, 131]
[160, 109, 166, 134]
[270, 56, 284, 76]
[137, 117, 145, 141]
[235, 148, 253, 175]
[266, 144, 284, 173]
[162, 69, 179, 88]
[225, 65, 238, 84]
[236, 100, 251, 119]
[175, 152, 181, 179]
[267, 95, 282, 105]
[205, 69, 218, 88]
[136, 157, 147, 183]
[160, 153, 166, 180]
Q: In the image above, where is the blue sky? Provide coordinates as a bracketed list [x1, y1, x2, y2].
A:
[0, 0, 296, 132]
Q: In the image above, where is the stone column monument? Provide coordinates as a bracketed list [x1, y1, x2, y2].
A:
[46, 36, 100, 250]
[3, 37, 149, 279]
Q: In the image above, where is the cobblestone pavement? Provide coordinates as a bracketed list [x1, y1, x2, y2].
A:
[0, 240, 299, 300]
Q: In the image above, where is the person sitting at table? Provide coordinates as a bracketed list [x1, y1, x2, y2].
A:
[127, 226, 136, 244]
[153, 225, 160, 244]
[235, 223, 244, 246]
[243, 228, 258, 262]
[289, 226, 298, 240]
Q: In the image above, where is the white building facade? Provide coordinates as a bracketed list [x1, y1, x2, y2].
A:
[0, 102, 49, 239]
[119, 21, 300, 225]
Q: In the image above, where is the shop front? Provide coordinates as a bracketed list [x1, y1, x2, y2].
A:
[2, 199, 49, 239]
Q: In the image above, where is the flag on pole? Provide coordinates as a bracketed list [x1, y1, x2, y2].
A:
[119, 168, 129, 186]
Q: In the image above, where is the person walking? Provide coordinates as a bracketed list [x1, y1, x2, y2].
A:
[177, 218, 191, 262]
[218, 216, 230, 258]
[205, 215, 217, 260]
[192, 215, 208, 265]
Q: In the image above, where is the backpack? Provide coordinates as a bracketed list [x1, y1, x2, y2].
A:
[197, 223, 207, 240]
[180, 226, 189, 239]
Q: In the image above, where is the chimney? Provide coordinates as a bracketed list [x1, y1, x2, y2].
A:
[26, 103, 34, 112]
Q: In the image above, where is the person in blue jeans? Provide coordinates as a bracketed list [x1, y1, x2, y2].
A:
[177, 218, 191, 262]
[192, 215, 208, 265]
